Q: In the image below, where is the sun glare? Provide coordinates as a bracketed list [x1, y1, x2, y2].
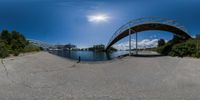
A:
[87, 14, 110, 23]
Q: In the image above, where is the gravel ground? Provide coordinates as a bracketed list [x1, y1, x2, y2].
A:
[0, 52, 200, 100]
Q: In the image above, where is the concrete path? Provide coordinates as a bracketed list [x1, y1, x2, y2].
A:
[0, 52, 200, 100]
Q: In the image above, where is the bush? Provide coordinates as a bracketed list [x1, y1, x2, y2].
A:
[169, 44, 188, 57]
[22, 43, 40, 53]
[0, 30, 41, 58]
[196, 51, 200, 58]
[0, 41, 9, 58]
[13, 51, 20, 56]
[156, 35, 185, 55]
[158, 39, 165, 47]
[169, 40, 200, 58]
[156, 43, 173, 55]
[0, 48, 9, 58]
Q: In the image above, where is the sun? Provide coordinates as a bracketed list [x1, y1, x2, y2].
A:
[87, 14, 110, 23]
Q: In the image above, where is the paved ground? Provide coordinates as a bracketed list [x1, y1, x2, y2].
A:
[0, 52, 200, 100]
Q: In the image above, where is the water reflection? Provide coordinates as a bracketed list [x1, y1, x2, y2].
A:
[49, 50, 129, 61]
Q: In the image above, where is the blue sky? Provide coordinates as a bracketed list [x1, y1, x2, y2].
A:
[0, 0, 200, 48]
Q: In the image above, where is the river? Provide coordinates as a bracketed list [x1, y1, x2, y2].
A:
[49, 50, 129, 61]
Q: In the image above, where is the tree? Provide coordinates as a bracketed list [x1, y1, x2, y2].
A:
[10, 30, 28, 51]
[0, 29, 40, 58]
[0, 39, 9, 58]
[0, 30, 12, 44]
[93, 44, 105, 51]
[158, 39, 165, 47]
[169, 40, 199, 58]
[168, 35, 184, 44]
[12, 30, 28, 44]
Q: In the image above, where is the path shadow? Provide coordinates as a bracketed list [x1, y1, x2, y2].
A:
[131, 54, 166, 58]
[117, 53, 166, 58]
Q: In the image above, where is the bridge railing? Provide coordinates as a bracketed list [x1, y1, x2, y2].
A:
[107, 17, 188, 48]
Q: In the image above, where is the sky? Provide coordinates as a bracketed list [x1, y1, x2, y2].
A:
[0, 0, 200, 48]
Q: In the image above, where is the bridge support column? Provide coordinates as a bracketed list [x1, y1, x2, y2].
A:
[129, 28, 132, 56]
[135, 31, 138, 55]
[129, 29, 138, 56]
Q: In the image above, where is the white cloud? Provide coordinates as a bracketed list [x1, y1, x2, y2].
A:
[151, 34, 158, 38]
[87, 14, 110, 23]
[113, 39, 159, 50]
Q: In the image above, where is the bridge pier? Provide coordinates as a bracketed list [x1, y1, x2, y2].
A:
[129, 29, 138, 56]
[129, 28, 131, 56]
[135, 30, 138, 55]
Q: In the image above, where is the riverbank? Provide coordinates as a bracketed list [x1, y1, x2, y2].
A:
[0, 51, 200, 100]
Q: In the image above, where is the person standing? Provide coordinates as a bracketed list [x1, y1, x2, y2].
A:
[77, 56, 81, 63]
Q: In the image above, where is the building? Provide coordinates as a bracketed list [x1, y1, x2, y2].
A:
[55, 44, 76, 50]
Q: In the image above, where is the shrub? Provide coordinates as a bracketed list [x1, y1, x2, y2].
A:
[22, 43, 40, 53]
[156, 43, 173, 55]
[0, 41, 9, 58]
[158, 39, 165, 47]
[196, 51, 200, 58]
[0, 30, 41, 58]
[169, 44, 188, 57]
[156, 35, 186, 55]
[13, 50, 20, 56]
[169, 39, 200, 58]
[0, 48, 9, 58]
[0, 30, 12, 44]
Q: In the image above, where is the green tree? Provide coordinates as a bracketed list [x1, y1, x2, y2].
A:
[10, 31, 28, 51]
[93, 44, 105, 51]
[169, 40, 198, 57]
[0, 39, 9, 58]
[0, 30, 12, 44]
[158, 39, 165, 47]
[22, 43, 40, 52]
[168, 35, 184, 44]
[0, 29, 40, 58]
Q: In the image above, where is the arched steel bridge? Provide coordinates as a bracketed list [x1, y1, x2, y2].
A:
[105, 17, 192, 51]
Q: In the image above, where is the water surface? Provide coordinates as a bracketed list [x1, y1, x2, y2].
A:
[49, 50, 129, 61]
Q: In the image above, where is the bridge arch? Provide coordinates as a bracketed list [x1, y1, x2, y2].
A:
[105, 17, 192, 50]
